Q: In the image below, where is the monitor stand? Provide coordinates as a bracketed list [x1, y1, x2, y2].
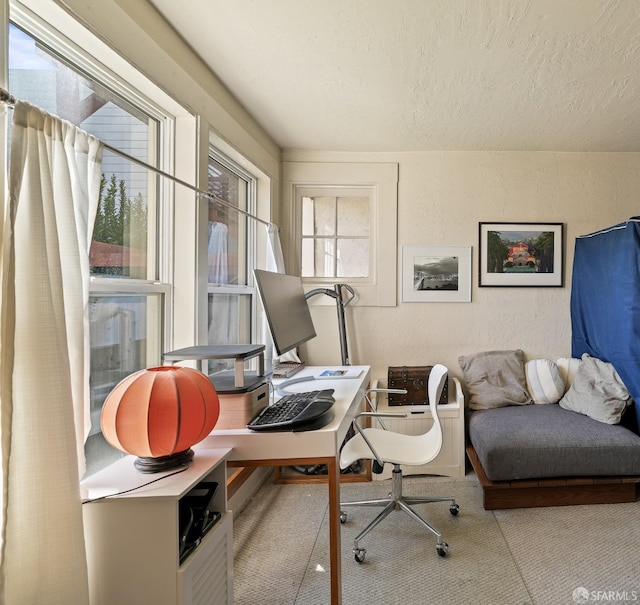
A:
[209, 371, 268, 394]
[162, 344, 266, 389]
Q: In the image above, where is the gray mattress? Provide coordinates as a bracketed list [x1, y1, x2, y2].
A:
[468, 404, 640, 481]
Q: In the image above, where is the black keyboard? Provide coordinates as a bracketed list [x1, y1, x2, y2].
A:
[247, 389, 335, 431]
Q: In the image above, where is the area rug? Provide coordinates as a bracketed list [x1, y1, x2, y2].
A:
[234, 474, 536, 604]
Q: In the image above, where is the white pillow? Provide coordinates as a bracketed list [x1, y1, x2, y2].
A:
[525, 359, 565, 404]
[556, 357, 581, 391]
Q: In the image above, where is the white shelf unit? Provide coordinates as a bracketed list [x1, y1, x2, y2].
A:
[372, 376, 465, 480]
[81, 447, 233, 605]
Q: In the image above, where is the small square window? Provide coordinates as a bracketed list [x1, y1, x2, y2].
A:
[285, 161, 398, 307]
[301, 194, 370, 279]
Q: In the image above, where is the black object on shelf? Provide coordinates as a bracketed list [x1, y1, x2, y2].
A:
[178, 481, 220, 564]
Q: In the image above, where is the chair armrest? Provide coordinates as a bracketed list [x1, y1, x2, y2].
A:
[357, 412, 408, 419]
[354, 410, 407, 431]
[363, 387, 407, 430]
[364, 388, 407, 410]
[366, 388, 408, 396]
[349, 387, 409, 466]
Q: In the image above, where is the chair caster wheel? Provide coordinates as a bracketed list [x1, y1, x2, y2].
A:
[339, 511, 347, 523]
[354, 548, 366, 563]
[449, 503, 460, 516]
[436, 542, 449, 557]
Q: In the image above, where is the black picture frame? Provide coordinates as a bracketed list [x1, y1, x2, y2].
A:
[478, 222, 564, 287]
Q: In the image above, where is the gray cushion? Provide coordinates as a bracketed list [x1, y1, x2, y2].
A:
[559, 353, 631, 424]
[468, 404, 640, 481]
[458, 349, 532, 410]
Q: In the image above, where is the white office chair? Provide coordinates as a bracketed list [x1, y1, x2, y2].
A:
[339, 363, 459, 562]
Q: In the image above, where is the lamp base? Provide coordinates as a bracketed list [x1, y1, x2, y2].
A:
[134, 448, 194, 473]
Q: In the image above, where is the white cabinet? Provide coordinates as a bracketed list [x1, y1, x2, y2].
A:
[372, 377, 465, 480]
[81, 447, 233, 605]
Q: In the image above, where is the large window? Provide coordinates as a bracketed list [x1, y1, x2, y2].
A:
[206, 151, 255, 373]
[8, 10, 172, 475]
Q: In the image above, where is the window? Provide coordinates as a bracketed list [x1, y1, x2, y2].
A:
[9, 22, 160, 281]
[301, 191, 371, 278]
[283, 161, 399, 307]
[206, 150, 256, 373]
[8, 6, 176, 475]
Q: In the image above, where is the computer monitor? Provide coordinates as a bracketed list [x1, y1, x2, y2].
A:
[254, 269, 316, 357]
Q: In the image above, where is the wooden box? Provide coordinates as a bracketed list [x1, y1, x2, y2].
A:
[215, 382, 269, 429]
[387, 365, 448, 405]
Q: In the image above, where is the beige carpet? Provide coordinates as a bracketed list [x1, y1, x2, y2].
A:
[233, 473, 639, 605]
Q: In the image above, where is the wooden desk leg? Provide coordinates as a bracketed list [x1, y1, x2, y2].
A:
[229, 456, 344, 603]
[327, 455, 342, 605]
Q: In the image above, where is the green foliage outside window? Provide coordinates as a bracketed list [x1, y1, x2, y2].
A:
[94, 174, 147, 247]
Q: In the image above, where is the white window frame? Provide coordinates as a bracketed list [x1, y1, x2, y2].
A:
[283, 162, 399, 307]
[208, 146, 258, 288]
[205, 148, 257, 357]
[207, 133, 274, 349]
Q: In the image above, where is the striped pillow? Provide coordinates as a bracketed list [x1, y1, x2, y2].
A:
[525, 359, 565, 404]
[556, 357, 581, 391]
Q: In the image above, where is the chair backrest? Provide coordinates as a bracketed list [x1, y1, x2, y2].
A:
[425, 364, 449, 453]
[428, 364, 449, 413]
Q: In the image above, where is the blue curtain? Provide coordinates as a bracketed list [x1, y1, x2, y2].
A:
[571, 217, 640, 433]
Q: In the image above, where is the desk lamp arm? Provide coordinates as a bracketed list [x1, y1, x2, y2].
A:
[305, 284, 355, 366]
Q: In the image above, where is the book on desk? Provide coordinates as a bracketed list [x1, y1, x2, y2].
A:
[315, 368, 364, 379]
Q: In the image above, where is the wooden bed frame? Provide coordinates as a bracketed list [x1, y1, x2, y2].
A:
[466, 445, 640, 510]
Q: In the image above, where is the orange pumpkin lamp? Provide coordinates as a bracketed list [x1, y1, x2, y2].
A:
[101, 366, 220, 472]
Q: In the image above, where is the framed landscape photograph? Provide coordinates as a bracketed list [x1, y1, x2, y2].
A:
[402, 245, 472, 302]
[479, 222, 564, 287]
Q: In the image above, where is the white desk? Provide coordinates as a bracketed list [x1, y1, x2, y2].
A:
[200, 365, 371, 605]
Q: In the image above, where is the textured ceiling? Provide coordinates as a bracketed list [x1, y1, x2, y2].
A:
[148, 0, 640, 152]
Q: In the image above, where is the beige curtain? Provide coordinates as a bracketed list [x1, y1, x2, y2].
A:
[266, 222, 285, 273]
[0, 102, 102, 604]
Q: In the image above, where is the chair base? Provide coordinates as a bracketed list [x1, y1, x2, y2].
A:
[340, 464, 458, 560]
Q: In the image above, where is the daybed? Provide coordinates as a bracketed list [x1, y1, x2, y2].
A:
[459, 350, 640, 509]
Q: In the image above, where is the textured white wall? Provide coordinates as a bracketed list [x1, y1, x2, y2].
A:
[21, 2, 640, 388]
[291, 151, 640, 386]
